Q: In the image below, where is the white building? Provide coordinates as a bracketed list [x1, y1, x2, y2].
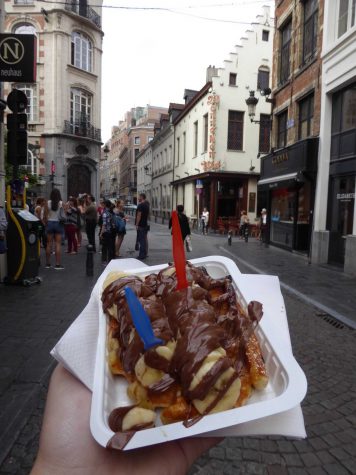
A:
[171, 6, 273, 229]
[4, 0, 103, 200]
[312, 0, 356, 274]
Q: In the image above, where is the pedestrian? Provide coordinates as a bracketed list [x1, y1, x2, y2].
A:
[113, 199, 128, 258]
[135, 193, 150, 260]
[201, 207, 209, 235]
[169, 204, 192, 252]
[64, 197, 79, 254]
[76, 197, 85, 248]
[260, 208, 268, 245]
[45, 188, 65, 270]
[84, 195, 97, 252]
[239, 210, 249, 240]
[99, 199, 115, 265]
[34, 197, 48, 249]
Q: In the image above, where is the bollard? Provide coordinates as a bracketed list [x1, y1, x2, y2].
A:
[86, 244, 94, 276]
[228, 230, 232, 246]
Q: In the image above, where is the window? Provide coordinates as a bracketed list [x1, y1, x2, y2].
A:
[194, 121, 198, 156]
[176, 137, 180, 165]
[16, 84, 37, 121]
[338, 0, 356, 37]
[134, 149, 139, 161]
[71, 31, 93, 72]
[257, 67, 270, 90]
[279, 20, 292, 85]
[183, 132, 186, 163]
[203, 114, 208, 152]
[13, 23, 36, 35]
[277, 110, 288, 148]
[298, 94, 314, 139]
[262, 30, 269, 41]
[331, 83, 356, 160]
[229, 73, 237, 86]
[148, 136, 153, 142]
[70, 88, 92, 126]
[227, 111, 244, 151]
[134, 136, 140, 145]
[259, 114, 271, 153]
[302, 0, 318, 63]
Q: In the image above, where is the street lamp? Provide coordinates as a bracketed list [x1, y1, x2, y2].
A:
[102, 145, 110, 161]
[245, 91, 259, 123]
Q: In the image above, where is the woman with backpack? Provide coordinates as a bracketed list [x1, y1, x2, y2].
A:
[113, 199, 127, 258]
[99, 200, 115, 265]
[64, 197, 80, 254]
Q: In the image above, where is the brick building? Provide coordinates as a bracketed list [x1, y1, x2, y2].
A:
[258, 0, 324, 253]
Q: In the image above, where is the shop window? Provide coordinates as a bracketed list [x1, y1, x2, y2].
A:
[227, 110, 244, 151]
[298, 94, 314, 139]
[229, 73, 237, 86]
[279, 19, 292, 85]
[194, 121, 198, 156]
[203, 114, 208, 152]
[259, 115, 271, 153]
[257, 67, 270, 90]
[262, 30, 269, 41]
[331, 83, 356, 160]
[277, 110, 288, 149]
[338, 0, 356, 38]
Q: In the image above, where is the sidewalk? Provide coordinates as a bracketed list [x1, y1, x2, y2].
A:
[217, 237, 356, 329]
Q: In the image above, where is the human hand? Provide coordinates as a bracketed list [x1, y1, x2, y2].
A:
[31, 365, 221, 475]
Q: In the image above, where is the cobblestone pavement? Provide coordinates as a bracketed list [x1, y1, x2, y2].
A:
[1, 224, 355, 474]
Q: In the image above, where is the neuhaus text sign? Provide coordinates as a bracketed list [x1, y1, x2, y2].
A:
[0, 34, 36, 82]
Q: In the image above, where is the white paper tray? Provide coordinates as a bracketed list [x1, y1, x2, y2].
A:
[90, 256, 307, 450]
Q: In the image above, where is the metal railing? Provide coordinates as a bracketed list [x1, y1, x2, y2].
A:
[65, 1, 101, 28]
[63, 120, 101, 141]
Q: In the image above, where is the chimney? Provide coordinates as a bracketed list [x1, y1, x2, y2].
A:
[206, 65, 218, 83]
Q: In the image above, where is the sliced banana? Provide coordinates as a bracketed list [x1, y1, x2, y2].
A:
[102, 271, 130, 291]
[189, 348, 226, 391]
[122, 407, 156, 431]
[135, 355, 165, 387]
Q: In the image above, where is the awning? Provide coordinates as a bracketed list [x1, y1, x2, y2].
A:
[258, 172, 299, 186]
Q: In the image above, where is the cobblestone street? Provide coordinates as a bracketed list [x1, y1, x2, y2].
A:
[1, 223, 355, 474]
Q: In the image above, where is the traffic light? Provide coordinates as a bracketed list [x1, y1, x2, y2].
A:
[7, 112, 28, 165]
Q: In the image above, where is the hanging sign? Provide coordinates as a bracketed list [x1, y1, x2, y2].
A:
[0, 34, 37, 82]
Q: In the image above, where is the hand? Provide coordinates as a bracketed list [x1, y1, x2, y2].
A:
[31, 365, 221, 475]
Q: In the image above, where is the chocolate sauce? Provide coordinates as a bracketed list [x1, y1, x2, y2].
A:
[108, 405, 136, 432]
[107, 431, 136, 450]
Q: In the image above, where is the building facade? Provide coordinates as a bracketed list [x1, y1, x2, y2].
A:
[258, 0, 324, 253]
[4, 0, 103, 200]
[312, 0, 356, 274]
[171, 6, 273, 229]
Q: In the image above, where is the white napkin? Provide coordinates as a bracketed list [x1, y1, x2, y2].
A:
[51, 258, 306, 439]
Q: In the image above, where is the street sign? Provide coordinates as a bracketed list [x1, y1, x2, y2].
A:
[0, 34, 36, 82]
[196, 179, 203, 189]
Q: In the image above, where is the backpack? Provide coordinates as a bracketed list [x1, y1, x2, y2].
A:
[114, 214, 126, 233]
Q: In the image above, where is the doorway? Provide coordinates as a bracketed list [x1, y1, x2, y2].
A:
[67, 164, 91, 199]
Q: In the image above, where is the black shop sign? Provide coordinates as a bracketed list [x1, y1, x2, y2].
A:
[0, 34, 36, 82]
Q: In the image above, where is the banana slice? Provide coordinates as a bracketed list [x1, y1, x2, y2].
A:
[189, 348, 226, 392]
[135, 355, 165, 387]
[102, 271, 130, 291]
[122, 407, 156, 432]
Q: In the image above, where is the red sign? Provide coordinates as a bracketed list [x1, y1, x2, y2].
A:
[51, 161, 55, 174]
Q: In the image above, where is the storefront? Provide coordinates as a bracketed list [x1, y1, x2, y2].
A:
[258, 137, 319, 252]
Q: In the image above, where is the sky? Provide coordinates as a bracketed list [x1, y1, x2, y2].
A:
[101, 0, 275, 142]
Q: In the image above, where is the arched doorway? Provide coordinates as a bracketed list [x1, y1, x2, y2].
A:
[67, 164, 91, 198]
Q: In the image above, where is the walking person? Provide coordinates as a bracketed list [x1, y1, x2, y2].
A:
[201, 207, 209, 235]
[99, 200, 115, 265]
[169, 204, 192, 252]
[45, 188, 65, 270]
[34, 197, 48, 249]
[64, 197, 79, 254]
[240, 210, 250, 242]
[113, 199, 128, 257]
[84, 195, 97, 252]
[76, 197, 85, 248]
[135, 193, 150, 260]
[260, 208, 268, 245]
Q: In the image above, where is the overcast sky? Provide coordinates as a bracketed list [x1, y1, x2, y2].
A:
[101, 0, 275, 142]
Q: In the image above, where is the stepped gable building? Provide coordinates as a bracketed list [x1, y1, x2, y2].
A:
[312, 0, 356, 274]
[258, 0, 324, 253]
[170, 5, 273, 230]
[4, 0, 104, 199]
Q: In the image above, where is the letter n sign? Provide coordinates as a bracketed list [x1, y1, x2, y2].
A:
[0, 34, 36, 82]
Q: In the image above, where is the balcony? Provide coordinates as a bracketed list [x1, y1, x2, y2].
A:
[65, 1, 101, 28]
[63, 120, 101, 141]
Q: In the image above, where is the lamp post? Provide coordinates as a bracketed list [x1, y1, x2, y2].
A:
[245, 91, 260, 123]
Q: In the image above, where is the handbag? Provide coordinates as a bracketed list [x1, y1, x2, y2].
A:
[59, 206, 66, 224]
[185, 235, 192, 252]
